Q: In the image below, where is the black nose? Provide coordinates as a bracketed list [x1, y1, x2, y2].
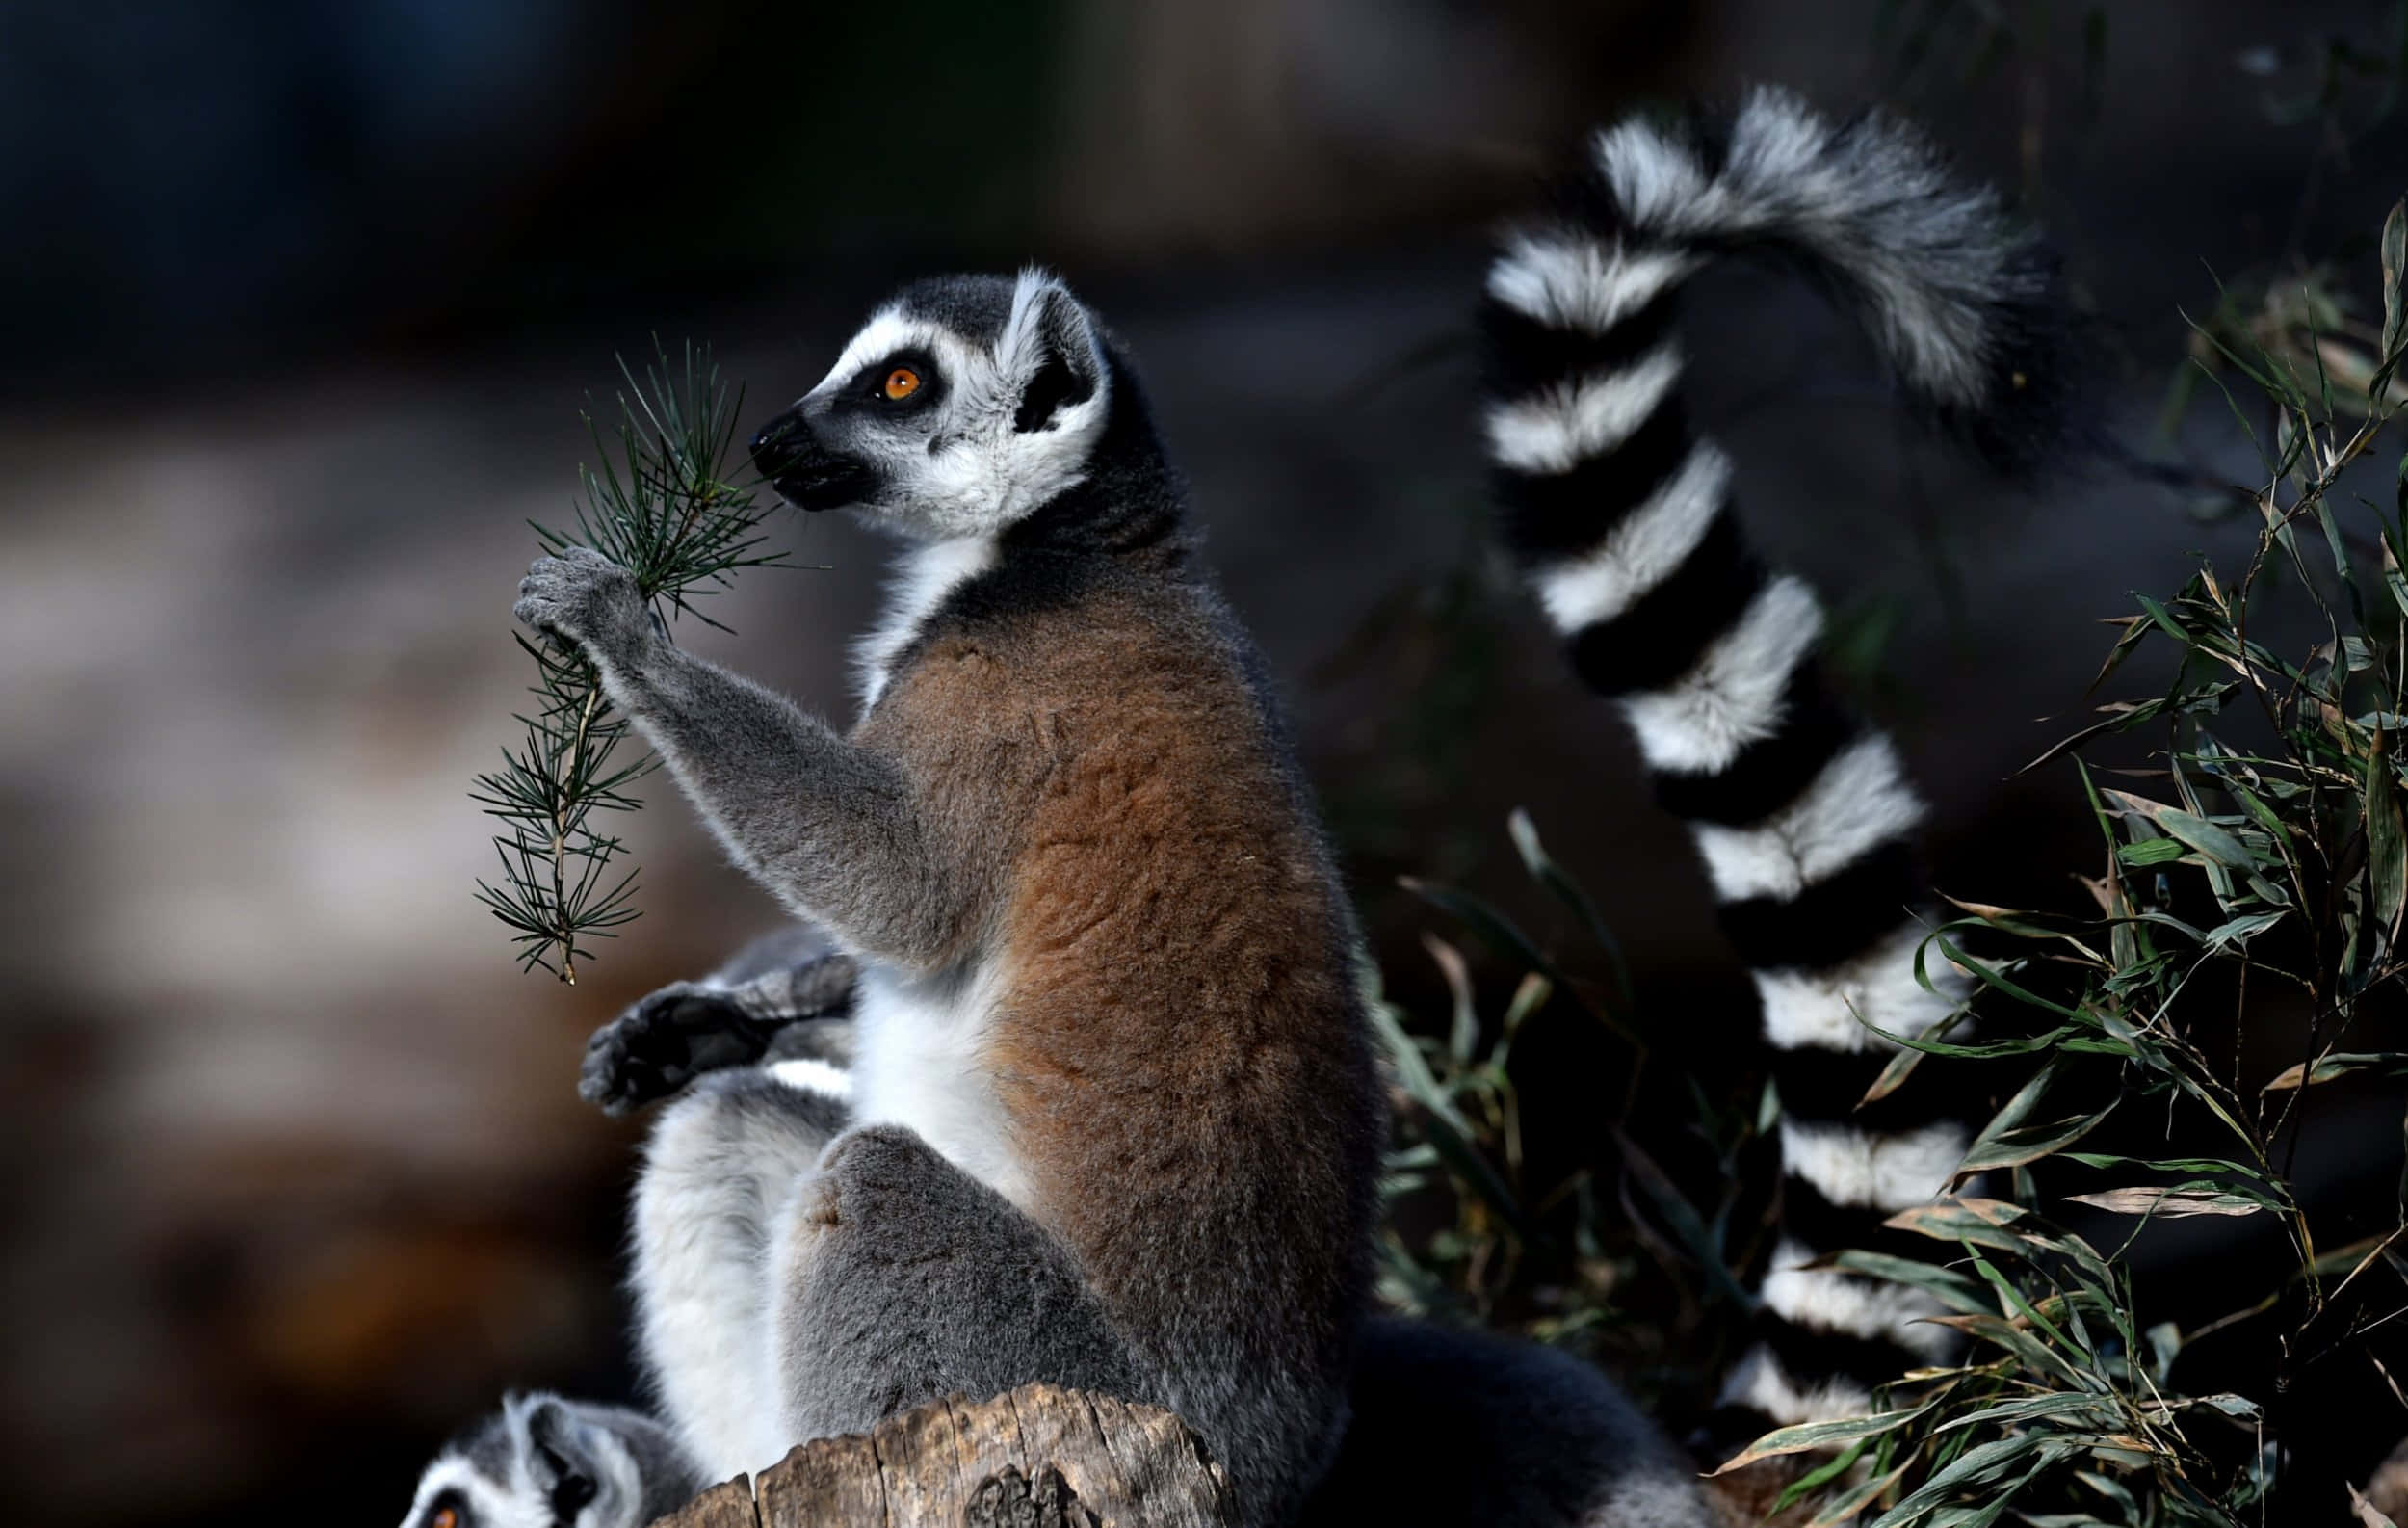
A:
[750, 410, 808, 479]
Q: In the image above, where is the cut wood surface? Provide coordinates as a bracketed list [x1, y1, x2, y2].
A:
[649, 1384, 1237, 1528]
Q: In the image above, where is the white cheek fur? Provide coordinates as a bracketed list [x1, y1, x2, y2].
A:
[855, 375, 1108, 540]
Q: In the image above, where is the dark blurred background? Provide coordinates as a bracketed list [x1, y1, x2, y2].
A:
[4, 2, 2404, 1523]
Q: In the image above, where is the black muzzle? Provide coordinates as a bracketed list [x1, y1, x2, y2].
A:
[749, 408, 879, 512]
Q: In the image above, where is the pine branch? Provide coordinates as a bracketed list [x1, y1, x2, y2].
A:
[470, 341, 795, 983]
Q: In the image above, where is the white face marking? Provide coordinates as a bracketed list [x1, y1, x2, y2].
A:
[401, 1456, 549, 1528]
[792, 270, 1112, 542]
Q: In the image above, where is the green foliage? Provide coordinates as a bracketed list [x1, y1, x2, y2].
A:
[1740, 196, 2408, 1525]
[1372, 810, 1772, 1392]
[470, 344, 791, 982]
[1373, 201, 2408, 1528]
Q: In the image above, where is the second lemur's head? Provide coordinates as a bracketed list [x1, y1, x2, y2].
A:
[751, 269, 1169, 545]
[398, 1393, 693, 1528]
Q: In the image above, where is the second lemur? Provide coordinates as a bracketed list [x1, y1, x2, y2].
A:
[513, 271, 1383, 1526]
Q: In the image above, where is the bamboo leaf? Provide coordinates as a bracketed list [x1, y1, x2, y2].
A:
[2104, 789, 2256, 868]
[1421, 933, 1479, 1065]
[1505, 807, 1634, 1007]
[1400, 876, 1635, 1043]
[2263, 1051, 2408, 1091]
[2383, 198, 2408, 371]
[1957, 1063, 2111, 1174]
[1367, 1000, 1472, 1138]
[1712, 1409, 1929, 1473]
[1885, 1198, 2034, 1256]
[2368, 726, 2408, 936]
[1803, 1459, 1916, 1527]
[1829, 1251, 1994, 1316]
[2355, 1482, 2403, 1528]
[1870, 1436, 2068, 1526]
[2063, 1187, 2266, 1218]
[1615, 1127, 1752, 1310]
[1932, 1394, 2118, 1434]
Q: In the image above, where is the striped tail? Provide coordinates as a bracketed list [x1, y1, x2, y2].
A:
[1479, 87, 2067, 1438]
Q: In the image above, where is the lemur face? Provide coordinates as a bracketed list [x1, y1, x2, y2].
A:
[400, 1395, 647, 1528]
[750, 270, 1111, 541]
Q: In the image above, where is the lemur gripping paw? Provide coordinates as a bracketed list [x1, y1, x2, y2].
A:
[518, 269, 1387, 1527]
[512, 544, 660, 669]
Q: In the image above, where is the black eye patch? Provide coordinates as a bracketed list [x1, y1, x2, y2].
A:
[836, 349, 943, 415]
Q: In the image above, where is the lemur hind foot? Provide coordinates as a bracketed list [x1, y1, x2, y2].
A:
[580, 944, 857, 1116]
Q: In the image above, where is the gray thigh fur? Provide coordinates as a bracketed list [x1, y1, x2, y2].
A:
[769, 1124, 1149, 1445]
[633, 1071, 850, 1482]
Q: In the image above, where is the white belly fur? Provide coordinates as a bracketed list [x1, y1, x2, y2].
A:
[847, 958, 1034, 1209]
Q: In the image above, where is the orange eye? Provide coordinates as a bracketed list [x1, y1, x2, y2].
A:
[882, 367, 921, 401]
[430, 1509, 458, 1528]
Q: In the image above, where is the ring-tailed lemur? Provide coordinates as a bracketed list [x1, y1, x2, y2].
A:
[399, 1390, 702, 1528]
[406, 935, 1716, 1528]
[511, 269, 1388, 1528]
[1479, 86, 2069, 1440]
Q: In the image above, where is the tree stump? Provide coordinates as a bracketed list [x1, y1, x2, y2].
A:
[649, 1385, 1238, 1528]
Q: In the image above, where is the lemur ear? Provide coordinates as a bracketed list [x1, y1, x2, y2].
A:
[1008, 277, 1102, 434]
[521, 1399, 600, 1520]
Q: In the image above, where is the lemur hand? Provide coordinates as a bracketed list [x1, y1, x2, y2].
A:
[580, 983, 774, 1117]
[513, 546, 658, 667]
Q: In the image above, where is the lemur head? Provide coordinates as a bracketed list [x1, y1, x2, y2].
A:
[750, 270, 1125, 541]
[399, 1394, 681, 1528]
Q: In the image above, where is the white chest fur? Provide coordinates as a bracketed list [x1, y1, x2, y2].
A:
[847, 959, 1034, 1208]
[852, 535, 997, 708]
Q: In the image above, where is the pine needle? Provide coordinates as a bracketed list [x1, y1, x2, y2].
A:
[470, 341, 794, 982]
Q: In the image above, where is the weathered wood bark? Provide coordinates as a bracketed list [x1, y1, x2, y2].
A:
[649, 1385, 1238, 1528]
